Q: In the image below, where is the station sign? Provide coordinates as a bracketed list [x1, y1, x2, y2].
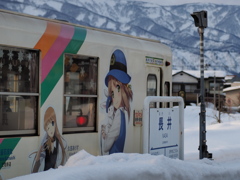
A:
[149, 108, 179, 159]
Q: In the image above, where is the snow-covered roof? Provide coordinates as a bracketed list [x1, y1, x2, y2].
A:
[225, 75, 235, 80]
[172, 70, 226, 79]
[223, 85, 240, 92]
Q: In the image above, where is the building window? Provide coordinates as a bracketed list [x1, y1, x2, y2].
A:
[173, 84, 197, 93]
[209, 82, 224, 91]
[185, 84, 197, 93]
[63, 54, 98, 133]
[173, 84, 181, 93]
[0, 46, 39, 136]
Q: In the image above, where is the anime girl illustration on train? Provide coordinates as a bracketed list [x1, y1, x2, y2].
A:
[101, 49, 133, 154]
[31, 107, 67, 172]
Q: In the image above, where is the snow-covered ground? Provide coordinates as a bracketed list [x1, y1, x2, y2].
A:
[11, 104, 240, 180]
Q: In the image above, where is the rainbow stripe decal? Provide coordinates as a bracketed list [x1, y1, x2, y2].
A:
[0, 138, 20, 169]
[35, 22, 87, 106]
[0, 22, 87, 170]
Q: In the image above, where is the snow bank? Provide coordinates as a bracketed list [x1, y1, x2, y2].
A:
[10, 105, 240, 180]
[11, 149, 240, 180]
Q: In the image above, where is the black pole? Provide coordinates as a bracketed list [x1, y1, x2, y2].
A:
[199, 27, 206, 159]
[198, 27, 212, 159]
[191, 10, 212, 159]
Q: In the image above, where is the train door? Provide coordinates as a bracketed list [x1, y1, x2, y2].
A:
[146, 66, 162, 108]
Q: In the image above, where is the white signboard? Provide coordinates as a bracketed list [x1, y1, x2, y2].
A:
[149, 108, 179, 159]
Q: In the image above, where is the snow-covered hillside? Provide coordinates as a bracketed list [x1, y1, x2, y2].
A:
[1, 0, 240, 75]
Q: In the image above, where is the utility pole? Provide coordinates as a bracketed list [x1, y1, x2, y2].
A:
[214, 71, 216, 110]
[191, 10, 212, 159]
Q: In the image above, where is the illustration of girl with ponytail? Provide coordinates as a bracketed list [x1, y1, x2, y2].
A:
[101, 49, 133, 154]
[31, 107, 67, 172]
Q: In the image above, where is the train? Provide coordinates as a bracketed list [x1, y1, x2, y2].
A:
[0, 9, 173, 179]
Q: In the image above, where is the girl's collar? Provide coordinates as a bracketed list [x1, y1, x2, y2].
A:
[50, 136, 56, 143]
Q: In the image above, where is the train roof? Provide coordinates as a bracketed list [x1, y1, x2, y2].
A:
[0, 9, 161, 44]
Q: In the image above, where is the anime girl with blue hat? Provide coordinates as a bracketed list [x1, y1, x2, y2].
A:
[101, 49, 133, 154]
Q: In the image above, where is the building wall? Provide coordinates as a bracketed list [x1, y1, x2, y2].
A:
[225, 90, 240, 107]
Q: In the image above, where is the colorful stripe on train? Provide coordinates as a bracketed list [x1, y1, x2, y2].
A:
[0, 22, 87, 170]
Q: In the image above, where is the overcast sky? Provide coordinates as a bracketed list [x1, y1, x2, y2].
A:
[132, 0, 240, 6]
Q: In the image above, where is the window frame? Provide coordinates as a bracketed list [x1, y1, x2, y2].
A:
[0, 45, 39, 136]
[147, 74, 157, 108]
[63, 53, 98, 134]
[209, 81, 224, 91]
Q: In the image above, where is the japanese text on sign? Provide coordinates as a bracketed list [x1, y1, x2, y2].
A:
[149, 108, 179, 159]
[146, 56, 163, 66]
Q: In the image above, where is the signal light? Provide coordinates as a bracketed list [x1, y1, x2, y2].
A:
[76, 109, 88, 126]
[191, 11, 207, 28]
[165, 61, 171, 66]
[76, 116, 88, 126]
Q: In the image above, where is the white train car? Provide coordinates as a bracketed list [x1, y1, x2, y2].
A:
[0, 9, 172, 179]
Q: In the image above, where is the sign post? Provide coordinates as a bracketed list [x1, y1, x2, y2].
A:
[149, 108, 179, 158]
[142, 96, 184, 160]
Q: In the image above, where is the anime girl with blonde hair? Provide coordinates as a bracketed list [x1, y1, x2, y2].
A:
[31, 107, 66, 173]
[101, 49, 133, 154]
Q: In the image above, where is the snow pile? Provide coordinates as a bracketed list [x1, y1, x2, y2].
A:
[11, 105, 240, 180]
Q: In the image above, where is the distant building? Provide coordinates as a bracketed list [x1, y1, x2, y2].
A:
[223, 82, 240, 108]
[224, 75, 235, 89]
[172, 70, 226, 106]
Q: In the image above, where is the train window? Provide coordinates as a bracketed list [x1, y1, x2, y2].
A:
[164, 82, 170, 107]
[164, 82, 170, 96]
[63, 54, 98, 133]
[147, 74, 157, 108]
[0, 46, 39, 136]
